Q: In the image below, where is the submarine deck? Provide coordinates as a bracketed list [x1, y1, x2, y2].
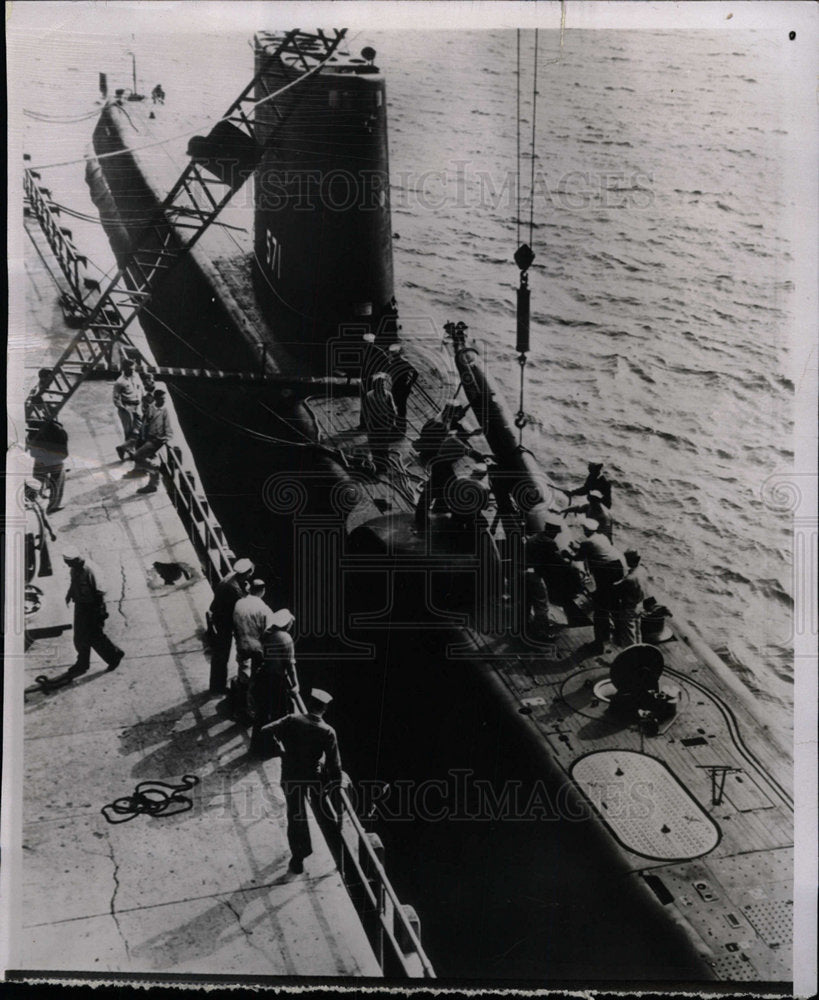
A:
[13, 215, 381, 980]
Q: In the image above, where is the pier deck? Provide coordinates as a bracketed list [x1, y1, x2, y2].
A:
[16, 218, 381, 979]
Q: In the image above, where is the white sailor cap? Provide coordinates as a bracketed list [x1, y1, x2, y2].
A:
[62, 545, 81, 562]
[363, 333, 376, 343]
[234, 557, 255, 575]
[580, 517, 600, 531]
[309, 688, 333, 706]
[269, 608, 295, 629]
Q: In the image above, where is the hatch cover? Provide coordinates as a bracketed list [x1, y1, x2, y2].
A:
[570, 750, 720, 861]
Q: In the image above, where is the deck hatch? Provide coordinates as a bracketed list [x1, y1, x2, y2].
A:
[742, 899, 793, 948]
[570, 750, 721, 861]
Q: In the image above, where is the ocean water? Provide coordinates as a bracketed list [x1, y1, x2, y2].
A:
[17, 26, 795, 739]
[379, 29, 796, 739]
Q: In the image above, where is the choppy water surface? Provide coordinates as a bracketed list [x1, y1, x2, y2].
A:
[19, 27, 795, 735]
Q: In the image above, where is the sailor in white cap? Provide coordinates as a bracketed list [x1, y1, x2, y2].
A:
[232, 579, 277, 696]
[613, 549, 650, 647]
[566, 461, 612, 509]
[132, 388, 172, 494]
[112, 356, 144, 449]
[561, 488, 613, 541]
[249, 608, 299, 742]
[364, 372, 398, 470]
[264, 688, 342, 873]
[574, 518, 627, 651]
[358, 331, 387, 430]
[207, 557, 255, 694]
[385, 341, 418, 435]
[63, 546, 124, 675]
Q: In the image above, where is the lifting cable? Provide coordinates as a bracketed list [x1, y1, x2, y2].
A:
[513, 8, 565, 447]
[514, 28, 540, 448]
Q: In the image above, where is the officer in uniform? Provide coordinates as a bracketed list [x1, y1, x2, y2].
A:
[266, 689, 343, 874]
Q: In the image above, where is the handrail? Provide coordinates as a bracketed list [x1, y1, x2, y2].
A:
[24, 169, 88, 302]
[290, 689, 435, 978]
[157, 441, 435, 978]
[159, 444, 236, 587]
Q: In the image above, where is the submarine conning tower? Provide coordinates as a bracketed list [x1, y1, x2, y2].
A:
[253, 33, 396, 354]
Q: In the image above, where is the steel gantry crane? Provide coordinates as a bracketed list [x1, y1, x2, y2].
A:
[25, 28, 347, 428]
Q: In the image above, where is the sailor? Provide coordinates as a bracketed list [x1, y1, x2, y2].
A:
[265, 689, 343, 874]
[208, 557, 255, 694]
[113, 357, 145, 452]
[24, 478, 55, 584]
[566, 461, 612, 509]
[151, 83, 165, 104]
[232, 578, 277, 692]
[132, 389, 172, 494]
[358, 332, 386, 430]
[250, 608, 299, 748]
[562, 489, 613, 541]
[415, 428, 487, 530]
[119, 391, 154, 462]
[364, 371, 398, 471]
[28, 367, 53, 406]
[640, 596, 674, 644]
[415, 402, 473, 463]
[613, 549, 649, 646]
[573, 517, 626, 650]
[385, 342, 418, 434]
[525, 516, 568, 629]
[28, 415, 69, 513]
[63, 546, 124, 675]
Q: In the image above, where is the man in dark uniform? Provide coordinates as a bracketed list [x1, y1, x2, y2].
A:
[414, 430, 488, 530]
[63, 546, 124, 675]
[28, 416, 69, 513]
[208, 557, 254, 694]
[567, 461, 612, 509]
[266, 689, 343, 874]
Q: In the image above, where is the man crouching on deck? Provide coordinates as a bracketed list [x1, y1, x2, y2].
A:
[263, 689, 345, 874]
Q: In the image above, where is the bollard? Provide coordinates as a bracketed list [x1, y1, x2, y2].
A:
[395, 904, 421, 955]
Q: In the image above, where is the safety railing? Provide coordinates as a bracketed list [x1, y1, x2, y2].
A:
[289, 690, 435, 978]
[24, 167, 90, 304]
[157, 442, 434, 978]
[159, 445, 236, 588]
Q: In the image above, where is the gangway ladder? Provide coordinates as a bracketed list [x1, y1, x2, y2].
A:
[25, 27, 348, 428]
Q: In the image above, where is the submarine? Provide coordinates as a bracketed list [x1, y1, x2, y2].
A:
[66, 29, 794, 985]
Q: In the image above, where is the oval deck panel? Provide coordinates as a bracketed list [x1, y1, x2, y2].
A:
[570, 749, 720, 861]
